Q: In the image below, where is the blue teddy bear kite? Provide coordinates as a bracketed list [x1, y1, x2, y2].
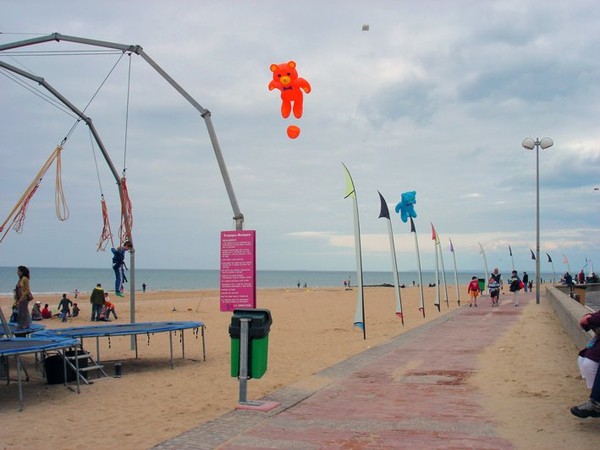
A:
[394, 191, 417, 223]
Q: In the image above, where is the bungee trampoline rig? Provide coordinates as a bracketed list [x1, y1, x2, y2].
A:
[0, 32, 245, 325]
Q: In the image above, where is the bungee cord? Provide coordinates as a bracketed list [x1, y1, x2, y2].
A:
[0, 50, 132, 248]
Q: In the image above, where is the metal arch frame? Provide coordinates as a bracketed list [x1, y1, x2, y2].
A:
[0, 32, 244, 229]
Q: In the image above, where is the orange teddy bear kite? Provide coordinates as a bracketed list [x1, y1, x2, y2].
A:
[268, 60, 311, 119]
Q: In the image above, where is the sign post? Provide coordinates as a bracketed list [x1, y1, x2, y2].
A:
[238, 318, 250, 404]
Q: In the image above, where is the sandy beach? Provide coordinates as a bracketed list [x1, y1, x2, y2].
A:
[0, 286, 596, 449]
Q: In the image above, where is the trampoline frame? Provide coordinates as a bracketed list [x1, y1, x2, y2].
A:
[0, 337, 81, 411]
[33, 321, 206, 370]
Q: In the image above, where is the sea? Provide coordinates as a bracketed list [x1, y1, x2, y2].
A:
[0, 266, 558, 296]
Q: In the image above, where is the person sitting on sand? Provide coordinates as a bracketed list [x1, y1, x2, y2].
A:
[31, 301, 43, 321]
[72, 303, 80, 317]
[41, 303, 52, 319]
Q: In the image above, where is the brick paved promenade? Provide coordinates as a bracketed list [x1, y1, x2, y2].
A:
[155, 292, 534, 449]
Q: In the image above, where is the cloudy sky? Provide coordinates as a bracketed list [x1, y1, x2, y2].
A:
[1, 0, 599, 276]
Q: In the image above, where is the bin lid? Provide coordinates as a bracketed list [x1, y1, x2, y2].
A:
[229, 308, 272, 338]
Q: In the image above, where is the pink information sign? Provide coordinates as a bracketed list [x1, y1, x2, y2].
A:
[220, 230, 256, 311]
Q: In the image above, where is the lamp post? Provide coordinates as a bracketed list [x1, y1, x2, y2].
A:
[522, 137, 553, 304]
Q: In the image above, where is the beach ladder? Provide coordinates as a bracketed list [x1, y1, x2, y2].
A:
[64, 349, 108, 385]
[0, 306, 31, 384]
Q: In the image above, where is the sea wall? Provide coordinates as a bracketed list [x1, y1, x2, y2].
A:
[546, 285, 594, 349]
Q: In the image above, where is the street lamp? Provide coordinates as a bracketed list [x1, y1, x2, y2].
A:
[522, 137, 553, 304]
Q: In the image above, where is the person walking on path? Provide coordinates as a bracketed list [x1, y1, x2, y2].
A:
[564, 272, 574, 292]
[509, 270, 522, 306]
[491, 267, 503, 294]
[571, 310, 600, 418]
[90, 283, 105, 321]
[467, 276, 480, 307]
[14, 265, 33, 330]
[488, 275, 500, 307]
[522, 271, 529, 292]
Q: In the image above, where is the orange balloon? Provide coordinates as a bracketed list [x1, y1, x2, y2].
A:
[287, 125, 301, 139]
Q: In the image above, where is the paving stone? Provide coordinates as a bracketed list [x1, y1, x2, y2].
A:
[154, 295, 532, 449]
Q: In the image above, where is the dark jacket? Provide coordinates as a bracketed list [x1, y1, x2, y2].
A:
[90, 286, 105, 305]
[111, 247, 125, 267]
[509, 275, 521, 292]
[579, 311, 600, 362]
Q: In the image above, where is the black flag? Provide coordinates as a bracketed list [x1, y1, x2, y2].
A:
[377, 191, 390, 220]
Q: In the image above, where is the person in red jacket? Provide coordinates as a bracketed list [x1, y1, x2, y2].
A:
[41, 303, 52, 319]
[467, 276, 480, 307]
[571, 310, 600, 418]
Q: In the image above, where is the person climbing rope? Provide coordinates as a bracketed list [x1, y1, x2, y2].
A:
[111, 241, 132, 297]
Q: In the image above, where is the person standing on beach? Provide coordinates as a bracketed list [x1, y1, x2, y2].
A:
[467, 276, 480, 307]
[58, 293, 73, 323]
[90, 283, 105, 321]
[571, 310, 600, 418]
[509, 270, 521, 306]
[14, 266, 33, 330]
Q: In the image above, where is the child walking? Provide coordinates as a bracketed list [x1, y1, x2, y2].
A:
[467, 276, 480, 307]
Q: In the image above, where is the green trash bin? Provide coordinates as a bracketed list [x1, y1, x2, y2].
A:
[229, 308, 272, 379]
[478, 278, 485, 292]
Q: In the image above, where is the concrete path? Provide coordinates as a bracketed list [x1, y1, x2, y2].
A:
[155, 292, 534, 449]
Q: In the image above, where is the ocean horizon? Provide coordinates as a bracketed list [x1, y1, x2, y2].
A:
[0, 266, 558, 296]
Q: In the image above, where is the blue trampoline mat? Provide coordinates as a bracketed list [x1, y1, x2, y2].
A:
[0, 337, 79, 356]
[1, 323, 46, 337]
[32, 321, 204, 339]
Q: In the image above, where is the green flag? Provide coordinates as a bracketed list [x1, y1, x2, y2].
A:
[342, 163, 356, 199]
